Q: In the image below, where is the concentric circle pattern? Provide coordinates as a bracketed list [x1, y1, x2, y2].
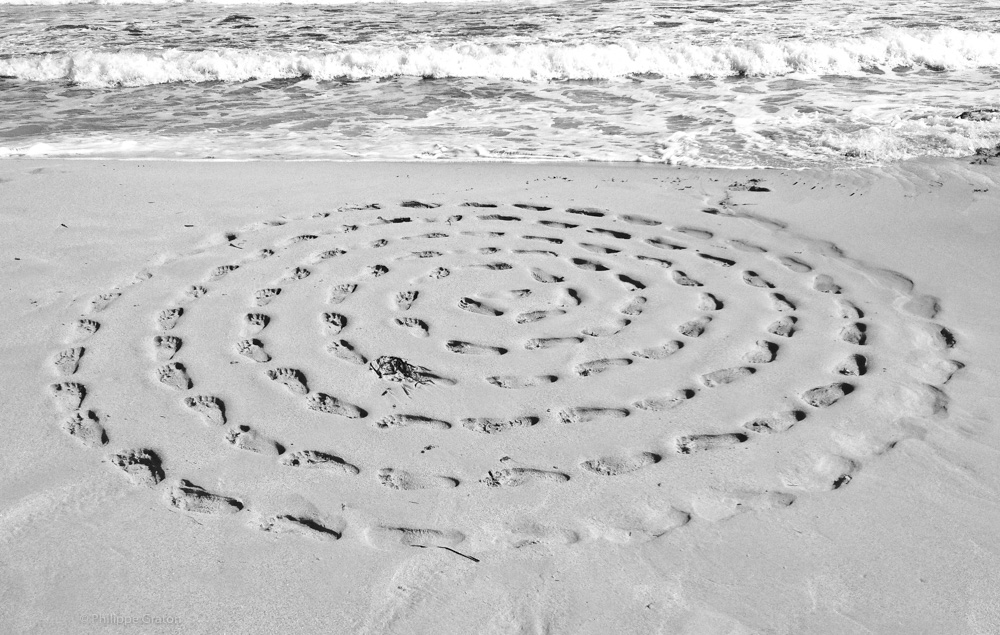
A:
[46, 197, 960, 549]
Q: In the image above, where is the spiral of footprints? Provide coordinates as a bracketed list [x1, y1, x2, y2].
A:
[46, 195, 962, 550]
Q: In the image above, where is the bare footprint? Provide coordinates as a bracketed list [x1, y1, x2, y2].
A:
[635, 254, 672, 268]
[395, 290, 418, 310]
[281, 450, 359, 475]
[671, 270, 702, 287]
[156, 308, 183, 331]
[700, 367, 755, 387]
[525, 336, 582, 350]
[151, 335, 181, 361]
[375, 414, 451, 430]
[267, 368, 308, 395]
[633, 389, 695, 411]
[88, 291, 121, 313]
[109, 449, 164, 487]
[394, 317, 429, 338]
[771, 293, 796, 312]
[690, 489, 795, 522]
[813, 274, 842, 294]
[209, 264, 239, 281]
[802, 383, 853, 408]
[283, 266, 312, 281]
[311, 248, 346, 263]
[157, 362, 192, 390]
[560, 288, 583, 306]
[516, 309, 566, 324]
[743, 410, 805, 434]
[632, 340, 683, 359]
[619, 295, 647, 316]
[256, 515, 341, 541]
[428, 267, 450, 279]
[326, 339, 367, 365]
[378, 468, 459, 490]
[486, 375, 557, 389]
[698, 293, 722, 311]
[458, 297, 503, 317]
[50, 382, 85, 411]
[306, 393, 366, 418]
[767, 316, 797, 338]
[743, 340, 777, 364]
[575, 358, 632, 377]
[677, 316, 711, 338]
[581, 319, 630, 338]
[529, 267, 564, 284]
[53, 347, 83, 376]
[461, 416, 538, 434]
[675, 433, 748, 454]
[182, 286, 207, 302]
[225, 425, 282, 456]
[236, 339, 270, 363]
[778, 256, 812, 272]
[363, 264, 388, 278]
[167, 479, 243, 514]
[836, 299, 863, 319]
[619, 214, 661, 226]
[184, 395, 226, 426]
[71, 318, 100, 341]
[581, 452, 659, 476]
[742, 270, 774, 288]
[559, 407, 629, 423]
[579, 242, 621, 255]
[253, 288, 281, 307]
[364, 526, 465, 549]
[698, 253, 735, 268]
[321, 312, 346, 335]
[61, 410, 107, 447]
[522, 235, 563, 244]
[447, 340, 507, 355]
[328, 283, 358, 305]
[835, 354, 867, 376]
[481, 468, 569, 487]
[780, 454, 858, 491]
[840, 322, 867, 345]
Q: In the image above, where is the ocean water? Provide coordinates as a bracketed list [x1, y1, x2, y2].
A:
[2, 0, 1000, 167]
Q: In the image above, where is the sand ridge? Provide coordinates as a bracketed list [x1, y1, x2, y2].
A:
[43, 187, 962, 551]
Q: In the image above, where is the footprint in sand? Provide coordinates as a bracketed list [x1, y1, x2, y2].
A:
[835, 354, 867, 376]
[678, 316, 711, 338]
[166, 479, 243, 514]
[486, 375, 557, 389]
[447, 340, 507, 356]
[394, 290, 418, 310]
[581, 452, 660, 476]
[813, 274, 842, 294]
[237, 339, 271, 363]
[311, 248, 346, 263]
[88, 292, 121, 313]
[394, 317, 429, 337]
[326, 339, 367, 365]
[378, 468, 459, 490]
[375, 414, 451, 430]
[525, 336, 582, 350]
[742, 270, 774, 288]
[208, 264, 239, 281]
[482, 467, 570, 487]
[255, 515, 341, 541]
[53, 347, 83, 376]
[267, 368, 308, 395]
[579, 243, 621, 255]
[320, 312, 345, 335]
[574, 358, 632, 377]
[633, 341, 683, 359]
[570, 257, 609, 272]
[516, 309, 566, 324]
[253, 288, 281, 307]
[152, 335, 181, 361]
[743, 340, 778, 364]
[671, 270, 702, 287]
[700, 367, 755, 387]
[328, 283, 358, 305]
[458, 297, 503, 316]
[802, 383, 853, 408]
[778, 256, 812, 273]
[61, 410, 107, 447]
[635, 254, 672, 268]
[581, 319, 630, 337]
[242, 313, 270, 337]
[698, 292, 723, 311]
[364, 526, 465, 549]
[461, 416, 538, 434]
[633, 389, 695, 411]
[767, 316, 797, 337]
[619, 295, 647, 316]
[675, 433, 749, 454]
[839, 322, 867, 345]
[156, 308, 183, 331]
[559, 407, 629, 423]
[184, 395, 226, 426]
[306, 393, 366, 418]
[281, 450, 360, 475]
[770, 292, 796, 312]
[225, 425, 283, 456]
[698, 253, 735, 268]
[743, 410, 805, 434]
[50, 382, 85, 411]
[156, 362, 191, 390]
[109, 449, 164, 487]
[70, 318, 100, 341]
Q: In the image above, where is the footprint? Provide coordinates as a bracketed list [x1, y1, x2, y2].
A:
[461, 417, 538, 434]
[619, 214, 661, 226]
[280, 450, 360, 475]
[560, 288, 583, 306]
[567, 207, 605, 218]
[537, 220, 576, 229]
[671, 270, 702, 287]
[256, 515, 341, 541]
[237, 339, 270, 363]
[802, 383, 853, 408]
[209, 264, 239, 281]
[698, 253, 735, 268]
[61, 410, 107, 447]
[581, 452, 659, 476]
[486, 375, 557, 389]
[743, 410, 805, 434]
[574, 358, 632, 377]
[767, 316, 797, 337]
[394, 317, 429, 338]
[394, 290, 418, 310]
[152, 335, 181, 361]
[726, 239, 767, 253]
[525, 336, 583, 350]
[458, 297, 503, 316]
[53, 347, 83, 376]
[523, 235, 563, 245]
[251, 248, 275, 260]
[311, 248, 347, 263]
[700, 367, 755, 387]
[328, 283, 358, 305]
[225, 425, 282, 456]
[514, 249, 558, 257]
[182, 286, 207, 302]
[588, 227, 630, 240]
[88, 292, 121, 313]
[742, 270, 774, 288]
[267, 368, 308, 395]
[836, 299, 864, 319]
[770, 293, 796, 312]
[478, 213, 520, 222]
[632, 340, 683, 359]
[50, 382, 85, 411]
[646, 237, 686, 251]
[579, 243, 621, 255]
[288, 234, 318, 244]
[529, 268, 564, 284]
[167, 479, 243, 514]
[677, 316, 711, 338]
[581, 319, 630, 337]
[378, 468, 459, 490]
[632, 389, 695, 411]
[516, 309, 566, 324]
[371, 239, 389, 248]
[840, 323, 867, 345]
[675, 433, 748, 454]
[398, 250, 443, 260]
[635, 254, 672, 268]
[109, 449, 164, 487]
[375, 414, 451, 430]
[157, 362, 192, 390]
[698, 293, 722, 311]
[617, 274, 645, 291]
[320, 312, 346, 335]
[813, 274, 842, 294]
[253, 288, 281, 307]
[835, 354, 867, 376]
[400, 200, 440, 208]
[447, 340, 507, 355]
[184, 395, 226, 426]
[690, 490, 794, 522]
[515, 203, 552, 211]
[570, 257, 608, 272]
[364, 526, 465, 549]
[558, 407, 629, 423]
[743, 340, 777, 364]
[481, 468, 569, 487]
[778, 256, 812, 273]
[476, 248, 502, 256]
[619, 295, 647, 316]
[283, 266, 311, 282]
[673, 226, 712, 240]
[156, 308, 183, 331]
[363, 264, 388, 278]
[306, 393, 366, 418]
[780, 454, 858, 491]
[326, 339, 367, 365]
[71, 319, 100, 341]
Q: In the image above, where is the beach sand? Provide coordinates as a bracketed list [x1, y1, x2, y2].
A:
[0, 158, 997, 634]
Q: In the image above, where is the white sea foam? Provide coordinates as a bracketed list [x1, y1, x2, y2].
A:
[3, 29, 1000, 87]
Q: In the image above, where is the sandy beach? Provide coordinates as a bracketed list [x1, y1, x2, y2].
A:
[1, 158, 998, 634]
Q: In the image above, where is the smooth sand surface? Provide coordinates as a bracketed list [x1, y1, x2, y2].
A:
[1, 159, 998, 634]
